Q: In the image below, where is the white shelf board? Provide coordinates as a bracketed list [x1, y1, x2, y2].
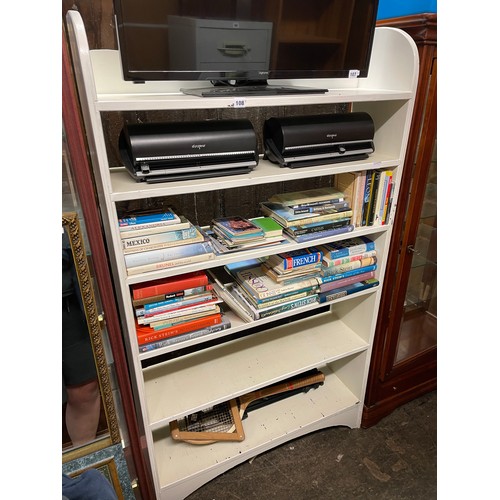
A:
[143, 310, 368, 429]
[89, 50, 413, 112]
[153, 367, 360, 492]
[109, 154, 398, 201]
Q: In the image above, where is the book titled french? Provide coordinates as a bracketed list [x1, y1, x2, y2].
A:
[267, 247, 323, 271]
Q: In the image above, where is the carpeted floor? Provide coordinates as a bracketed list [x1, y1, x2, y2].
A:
[185, 391, 437, 499]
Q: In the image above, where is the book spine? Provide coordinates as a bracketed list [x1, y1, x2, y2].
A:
[136, 314, 222, 345]
[124, 240, 213, 268]
[136, 291, 215, 317]
[323, 250, 377, 268]
[321, 256, 377, 276]
[316, 264, 377, 284]
[354, 171, 367, 227]
[119, 211, 178, 226]
[382, 176, 394, 225]
[138, 301, 220, 325]
[285, 217, 352, 236]
[318, 279, 379, 303]
[150, 306, 221, 330]
[291, 225, 354, 243]
[276, 249, 322, 270]
[257, 294, 318, 319]
[131, 285, 211, 307]
[132, 271, 209, 299]
[280, 210, 353, 228]
[119, 219, 191, 239]
[126, 252, 215, 276]
[288, 201, 350, 215]
[319, 271, 376, 293]
[123, 233, 204, 255]
[322, 239, 376, 259]
[361, 173, 374, 226]
[122, 225, 198, 250]
[367, 170, 381, 226]
[138, 319, 231, 352]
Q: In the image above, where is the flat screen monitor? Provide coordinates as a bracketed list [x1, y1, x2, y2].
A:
[113, 0, 379, 95]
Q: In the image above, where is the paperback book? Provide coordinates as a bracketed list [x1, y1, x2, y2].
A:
[318, 278, 379, 303]
[211, 216, 265, 239]
[268, 187, 345, 207]
[131, 285, 212, 308]
[249, 216, 283, 237]
[119, 216, 191, 239]
[316, 264, 377, 285]
[321, 256, 377, 276]
[138, 317, 231, 353]
[318, 270, 376, 293]
[287, 224, 355, 243]
[322, 249, 377, 268]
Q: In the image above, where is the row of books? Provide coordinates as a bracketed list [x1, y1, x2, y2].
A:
[335, 169, 395, 227]
[209, 236, 380, 321]
[130, 236, 379, 350]
[130, 270, 231, 350]
[118, 208, 216, 276]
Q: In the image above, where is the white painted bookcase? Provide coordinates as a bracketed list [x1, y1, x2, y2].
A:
[66, 10, 418, 499]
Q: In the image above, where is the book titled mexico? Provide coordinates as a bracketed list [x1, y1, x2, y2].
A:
[124, 240, 214, 269]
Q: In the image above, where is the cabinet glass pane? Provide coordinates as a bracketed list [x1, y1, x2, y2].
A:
[395, 139, 437, 363]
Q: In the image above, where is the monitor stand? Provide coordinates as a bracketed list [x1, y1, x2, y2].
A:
[181, 80, 328, 98]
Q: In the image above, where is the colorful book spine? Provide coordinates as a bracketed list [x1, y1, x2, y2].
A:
[138, 301, 220, 325]
[289, 224, 355, 243]
[135, 291, 216, 317]
[320, 236, 376, 259]
[322, 250, 377, 268]
[138, 318, 231, 353]
[318, 279, 379, 303]
[124, 240, 213, 269]
[319, 271, 376, 293]
[119, 210, 179, 227]
[286, 201, 350, 215]
[321, 256, 377, 277]
[285, 217, 352, 236]
[315, 264, 377, 284]
[131, 270, 209, 300]
[119, 217, 191, 239]
[131, 285, 211, 307]
[269, 248, 323, 271]
[136, 313, 222, 346]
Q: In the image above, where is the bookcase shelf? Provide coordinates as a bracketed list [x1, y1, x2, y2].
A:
[67, 10, 418, 499]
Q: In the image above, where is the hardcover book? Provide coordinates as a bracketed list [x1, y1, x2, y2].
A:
[131, 285, 212, 307]
[319, 270, 376, 293]
[284, 217, 352, 236]
[124, 240, 214, 269]
[118, 208, 180, 227]
[269, 187, 345, 207]
[266, 247, 323, 271]
[211, 216, 264, 239]
[316, 264, 377, 285]
[322, 250, 377, 268]
[249, 216, 283, 237]
[122, 224, 202, 252]
[119, 216, 191, 238]
[319, 236, 375, 259]
[131, 270, 209, 300]
[321, 256, 378, 277]
[318, 278, 379, 303]
[135, 313, 223, 346]
[138, 317, 231, 352]
[287, 224, 355, 243]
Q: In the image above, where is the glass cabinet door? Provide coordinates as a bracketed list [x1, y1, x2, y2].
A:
[396, 139, 437, 363]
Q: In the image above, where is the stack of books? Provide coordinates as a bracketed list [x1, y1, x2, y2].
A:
[118, 208, 215, 275]
[261, 247, 324, 283]
[315, 236, 380, 302]
[221, 259, 319, 320]
[207, 216, 285, 254]
[260, 187, 355, 243]
[131, 270, 231, 351]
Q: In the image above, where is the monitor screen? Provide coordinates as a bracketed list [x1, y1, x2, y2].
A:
[114, 0, 379, 84]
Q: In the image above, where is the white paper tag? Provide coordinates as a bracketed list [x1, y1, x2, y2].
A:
[348, 69, 360, 78]
[232, 98, 247, 108]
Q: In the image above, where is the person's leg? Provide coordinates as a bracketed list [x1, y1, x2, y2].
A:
[65, 379, 101, 447]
